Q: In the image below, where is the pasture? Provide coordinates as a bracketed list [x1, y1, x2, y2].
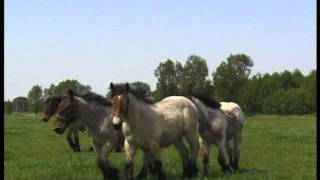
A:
[4, 113, 316, 180]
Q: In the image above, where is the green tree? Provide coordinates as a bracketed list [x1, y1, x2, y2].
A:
[28, 85, 43, 114]
[180, 55, 209, 92]
[154, 59, 182, 100]
[106, 81, 151, 98]
[241, 73, 263, 114]
[44, 80, 91, 98]
[212, 54, 254, 103]
[303, 70, 316, 112]
[4, 100, 14, 114]
[12, 97, 29, 112]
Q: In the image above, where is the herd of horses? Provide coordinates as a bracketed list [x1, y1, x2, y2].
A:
[41, 83, 245, 180]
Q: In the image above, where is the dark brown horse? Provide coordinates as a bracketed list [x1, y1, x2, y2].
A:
[41, 96, 92, 152]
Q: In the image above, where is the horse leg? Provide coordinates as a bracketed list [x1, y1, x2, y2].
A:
[217, 138, 234, 173]
[123, 139, 136, 180]
[174, 139, 191, 178]
[89, 139, 95, 152]
[66, 128, 76, 151]
[149, 142, 166, 180]
[137, 149, 152, 179]
[95, 142, 119, 180]
[199, 138, 211, 176]
[73, 129, 80, 152]
[184, 129, 199, 177]
[115, 130, 124, 152]
[233, 133, 242, 172]
[226, 139, 234, 167]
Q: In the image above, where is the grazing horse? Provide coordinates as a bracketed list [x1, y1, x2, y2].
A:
[110, 83, 200, 179]
[220, 102, 245, 172]
[41, 96, 89, 152]
[52, 90, 124, 179]
[184, 90, 234, 175]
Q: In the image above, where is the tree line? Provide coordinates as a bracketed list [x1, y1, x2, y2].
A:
[4, 53, 316, 115]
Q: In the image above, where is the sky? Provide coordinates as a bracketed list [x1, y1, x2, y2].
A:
[5, 0, 316, 101]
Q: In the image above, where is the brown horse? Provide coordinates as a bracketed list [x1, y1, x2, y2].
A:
[52, 90, 124, 179]
[41, 96, 89, 152]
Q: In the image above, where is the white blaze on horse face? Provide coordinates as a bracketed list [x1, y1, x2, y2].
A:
[113, 115, 121, 125]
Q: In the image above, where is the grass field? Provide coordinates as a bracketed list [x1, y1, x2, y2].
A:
[4, 113, 316, 180]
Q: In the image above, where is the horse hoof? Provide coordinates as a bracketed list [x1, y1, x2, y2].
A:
[108, 168, 119, 179]
[158, 173, 167, 180]
[115, 147, 122, 153]
[136, 171, 148, 179]
[223, 165, 234, 174]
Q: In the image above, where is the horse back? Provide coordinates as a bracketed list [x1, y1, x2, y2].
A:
[220, 102, 245, 124]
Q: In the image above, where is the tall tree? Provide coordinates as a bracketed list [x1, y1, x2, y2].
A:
[212, 54, 254, 103]
[106, 81, 151, 98]
[4, 100, 14, 114]
[28, 85, 43, 114]
[12, 97, 29, 112]
[154, 59, 182, 100]
[303, 70, 316, 112]
[180, 55, 209, 92]
[44, 79, 91, 98]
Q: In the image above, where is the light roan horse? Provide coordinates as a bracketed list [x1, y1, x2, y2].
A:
[41, 96, 90, 152]
[52, 90, 124, 179]
[184, 90, 234, 175]
[110, 83, 200, 179]
[220, 101, 245, 172]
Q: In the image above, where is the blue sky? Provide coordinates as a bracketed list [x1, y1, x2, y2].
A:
[5, 0, 316, 101]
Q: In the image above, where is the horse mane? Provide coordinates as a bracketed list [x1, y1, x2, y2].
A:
[187, 91, 221, 109]
[44, 96, 65, 104]
[129, 91, 155, 104]
[110, 83, 155, 104]
[80, 92, 113, 106]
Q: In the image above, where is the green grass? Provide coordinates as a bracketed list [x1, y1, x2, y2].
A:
[4, 113, 316, 180]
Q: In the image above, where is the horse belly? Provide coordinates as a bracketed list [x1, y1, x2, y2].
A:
[159, 119, 184, 147]
[200, 130, 220, 145]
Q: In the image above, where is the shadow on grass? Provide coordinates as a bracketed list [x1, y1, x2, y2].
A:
[126, 168, 269, 180]
[237, 167, 268, 174]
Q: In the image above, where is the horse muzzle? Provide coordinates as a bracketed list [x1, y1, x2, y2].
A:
[41, 117, 49, 122]
[112, 116, 123, 130]
[113, 122, 122, 130]
[53, 127, 65, 134]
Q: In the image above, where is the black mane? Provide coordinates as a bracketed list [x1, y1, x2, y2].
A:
[128, 90, 155, 104]
[110, 83, 155, 104]
[80, 92, 113, 106]
[44, 96, 65, 104]
[189, 92, 221, 109]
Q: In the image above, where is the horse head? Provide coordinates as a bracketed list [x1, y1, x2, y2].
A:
[52, 89, 80, 134]
[110, 83, 130, 130]
[41, 96, 63, 122]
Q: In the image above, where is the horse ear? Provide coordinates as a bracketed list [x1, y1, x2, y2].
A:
[110, 83, 114, 90]
[125, 83, 130, 93]
[67, 89, 74, 101]
[187, 87, 192, 95]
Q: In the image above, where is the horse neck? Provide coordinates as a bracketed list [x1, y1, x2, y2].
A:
[191, 97, 212, 128]
[126, 93, 154, 128]
[75, 97, 111, 132]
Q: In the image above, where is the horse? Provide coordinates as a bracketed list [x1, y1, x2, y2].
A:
[41, 96, 90, 152]
[110, 83, 200, 179]
[184, 90, 234, 175]
[219, 101, 245, 172]
[52, 90, 125, 179]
